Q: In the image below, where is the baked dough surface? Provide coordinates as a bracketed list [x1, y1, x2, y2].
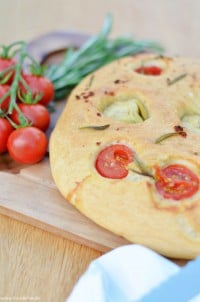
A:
[50, 54, 200, 259]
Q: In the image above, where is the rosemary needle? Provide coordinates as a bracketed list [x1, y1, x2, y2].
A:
[155, 132, 180, 144]
[79, 124, 110, 130]
[167, 73, 187, 86]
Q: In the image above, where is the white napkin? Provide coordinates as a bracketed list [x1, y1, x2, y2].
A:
[67, 244, 181, 302]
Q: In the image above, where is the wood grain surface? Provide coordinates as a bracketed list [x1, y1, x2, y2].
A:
[0, 157, 129, 252]
[0, 1, 199, 301]
[0, 214, 101, 301]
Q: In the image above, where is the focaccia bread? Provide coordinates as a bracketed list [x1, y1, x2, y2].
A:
[49, 53, 200, 259]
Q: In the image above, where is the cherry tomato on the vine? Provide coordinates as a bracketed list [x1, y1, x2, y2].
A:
[20, 74, 54, 106]
[0, 117, 14, 154]
[0, 85, 11, 112]
[95, 144, 134, 179]
[7, 126, 48, 164]
[154, 164, 199, 200]
[10, 103, 50, 131]
[0, 57, 16, 84]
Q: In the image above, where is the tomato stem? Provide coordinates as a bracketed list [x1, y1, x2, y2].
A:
[0, 40, 46, 122]
[0, 46, 10, 59]
[0, 65, 16, 77]
[14, 103, 30, 127]
[0, 72, 13, 85]
[0, 41, 25, 59]
[18, 76, 43, 104]
[9, 48, 22, 59]
[27, 54, 46, 76]
[0, 90, 10, 105]
[8, 42, 27, 114]
[19, 76, 32, 93]
[7, 41, 26, 49]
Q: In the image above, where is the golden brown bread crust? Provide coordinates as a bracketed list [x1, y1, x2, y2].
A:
[49, 53, 200, 259]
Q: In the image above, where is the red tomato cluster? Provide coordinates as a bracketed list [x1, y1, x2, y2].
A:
[0, 57, 54, 164]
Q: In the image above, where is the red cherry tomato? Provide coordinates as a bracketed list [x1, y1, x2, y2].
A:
[7, 126, 48, 164]
[10, 103, 50, 131]
[0, 57, 16, 84]
[135, 66, 162, 76]
[154, 164, 199, 200]
[20, 74, 54, 106]
[0, 117, 13, 153]
[0, 85, 10, 112]
[95, 144, 134, 179]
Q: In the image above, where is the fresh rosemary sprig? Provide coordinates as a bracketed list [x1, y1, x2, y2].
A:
[46, 14, 164, 100]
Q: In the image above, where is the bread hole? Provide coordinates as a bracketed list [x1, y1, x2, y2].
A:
[101, 98, 149, 124]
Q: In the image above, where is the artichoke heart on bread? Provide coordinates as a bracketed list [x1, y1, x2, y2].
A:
[103, 99, 148, 123]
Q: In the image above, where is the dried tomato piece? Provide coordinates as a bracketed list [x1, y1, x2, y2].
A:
[135, 66, 162, 76]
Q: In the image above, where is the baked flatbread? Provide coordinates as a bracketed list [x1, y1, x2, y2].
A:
[50, 53, 200, 259]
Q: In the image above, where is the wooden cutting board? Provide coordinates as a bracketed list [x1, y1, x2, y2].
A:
[0, 32, 129, 253]
[0, 155, 129, 253]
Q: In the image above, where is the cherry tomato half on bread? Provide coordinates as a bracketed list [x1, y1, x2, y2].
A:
[20, 74, 54, 106]
[95, 144, 134, 179]
[0, 117, 14, 154]
[7, 126, 48, 164]
[10, 103, 50, 131]
[0, 57, 16, 84]
[135, 66, 162, 76]
[154, 164, 199, 200]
